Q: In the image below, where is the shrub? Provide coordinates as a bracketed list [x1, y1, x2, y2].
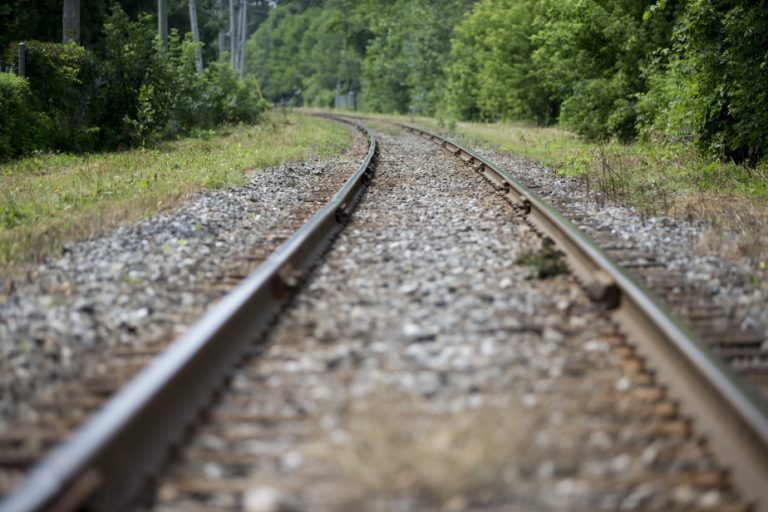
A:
[649, 1, 768, 162]
[4, 40, 99, 151]
[0, 73, 52, 160]
[560, 74, 637, 143]
[1, 5, 268, 159]
[198, 61, 268, 126]
[95, 6, 162, 147]
[97, 6, 267, 147]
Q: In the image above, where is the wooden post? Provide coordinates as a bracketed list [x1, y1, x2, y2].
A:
[158, 0, 168, 49]
[18, 42, 26, 78]
[63, 0, 80, 44]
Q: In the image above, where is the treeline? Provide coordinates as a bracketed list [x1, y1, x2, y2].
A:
[246, 0, 473, 114]
[0, 1, 269, 161]
[249, 0, 768, 163]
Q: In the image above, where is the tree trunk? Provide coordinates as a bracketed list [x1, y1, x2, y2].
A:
[158, 0, 168, 49]
[238, 0, 247, 78]
[218, 0, 226, 61]
[229, 0, 237, 68]
[189, 0, 203, 73]
[62, 0, 80, 44]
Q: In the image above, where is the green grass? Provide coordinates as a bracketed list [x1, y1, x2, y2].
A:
[0, 112, 351, 270]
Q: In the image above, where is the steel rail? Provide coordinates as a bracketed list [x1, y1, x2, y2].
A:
[0, 117, 377, 512]
[399, 123, 768, 511]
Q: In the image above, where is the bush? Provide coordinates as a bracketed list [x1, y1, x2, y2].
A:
[4, 41, 99, 151]
[648, 1, 768, 162]
[198, 60, 268, 126]
[560, 74, 637, 143]
[0, 73, 52, 160]
[1, 5, 268, 160]
[97, 6, 267, 147]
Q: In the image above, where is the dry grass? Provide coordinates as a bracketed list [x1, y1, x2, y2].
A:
[0, 112, 351, 273]
[324, 393, 530, 509]
[567, 144, 768, 261]
[670, 192, 768, 261]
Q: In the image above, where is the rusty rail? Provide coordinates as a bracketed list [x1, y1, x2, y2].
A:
[0, 117, 377, 512]
[400, 123, 768, 512]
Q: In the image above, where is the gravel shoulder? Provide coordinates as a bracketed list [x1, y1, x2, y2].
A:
[146, 130, 744, 511]
[0, 124, 368, 427]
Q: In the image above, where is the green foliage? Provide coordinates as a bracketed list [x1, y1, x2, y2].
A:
[444, 0, 681, 142]
[246, 0, 469, 115]
[1, 4, 268, 160]
[96, 6, 170, 146]
[247, 3, 362, 106]
[646, 0, 768, 162]
[3, 40, 100, 151]
[247, 6, 313, 103]
[0, 73, 53, 160]
[360, 0, 470, 115]
[515, 245, 568, 279]
[444, 0, 553, 123]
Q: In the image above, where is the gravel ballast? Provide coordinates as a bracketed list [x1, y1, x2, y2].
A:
[463, 145, 768, 394]
[0, 125, 367, 426]
[147, 129, 745, 511]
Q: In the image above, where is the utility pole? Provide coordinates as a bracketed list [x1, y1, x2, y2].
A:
[62, 0, 80, 44]
[158, 0, 168, 49]
[189, 0, 203, 73]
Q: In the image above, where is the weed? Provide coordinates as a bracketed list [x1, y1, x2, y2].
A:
[515, 244, 569, 279]
[121, 272, 142, 286]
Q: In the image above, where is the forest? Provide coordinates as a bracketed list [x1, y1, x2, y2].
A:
[1, 0, 767, 165]
[246, 0, 767, 165]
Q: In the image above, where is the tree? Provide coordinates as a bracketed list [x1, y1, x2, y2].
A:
[63, 0, 80, 43]
[359, 0, 472, 115]
[188, 0, 203, 73]
[646, 0, 768, 161]
[444, 0, 551, 123]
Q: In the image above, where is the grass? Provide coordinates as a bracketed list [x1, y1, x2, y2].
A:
[332, 109, 768, 263]
[0, 112, 351, 272]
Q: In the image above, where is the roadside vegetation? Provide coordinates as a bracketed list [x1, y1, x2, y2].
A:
[1, 4, 268, 161]
[449, 120, 768, 261]
[0, 114, 350, 271]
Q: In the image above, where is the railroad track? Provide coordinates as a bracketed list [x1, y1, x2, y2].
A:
[1, 116, 767, 511]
